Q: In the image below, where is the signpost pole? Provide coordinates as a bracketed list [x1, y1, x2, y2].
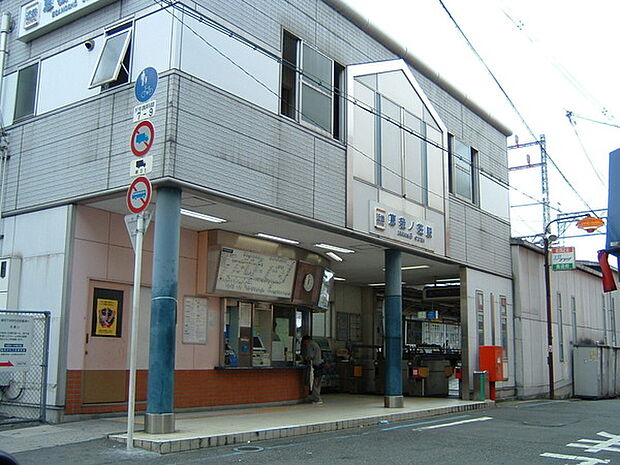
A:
[127, 213, 145, 450]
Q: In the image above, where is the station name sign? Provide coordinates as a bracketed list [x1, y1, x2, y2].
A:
[370, 202, 435, 252]
[19, 0, 115, 42]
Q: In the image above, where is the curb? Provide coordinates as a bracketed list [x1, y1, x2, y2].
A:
[109, 400, 493, 453]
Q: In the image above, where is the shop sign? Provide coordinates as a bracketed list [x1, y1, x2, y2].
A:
[551, 246, 576, 271]
[370, 202, 435, 251]
[18, 0, 116, 42]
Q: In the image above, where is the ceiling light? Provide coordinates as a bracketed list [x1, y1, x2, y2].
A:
[314, 243, 355, 254]
[382, 265, 430, 271]
[435, 277, 460, 283]
[368, 281, 405, 287]
[334, 277, 346, 281]
[256, 233, 299, 245]
[402, 265, 430, 271]
[180, 208, 227, 223]
[325, 251, 343, 262]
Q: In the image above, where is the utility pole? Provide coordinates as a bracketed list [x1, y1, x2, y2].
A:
[508, 134, 550, 230]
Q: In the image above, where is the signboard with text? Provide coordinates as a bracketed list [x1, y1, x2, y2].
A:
[0, 316, 33, 371]
[551, 247, 576, 271]
[370, 202, 435, 251]
[19, 0, 116, 42]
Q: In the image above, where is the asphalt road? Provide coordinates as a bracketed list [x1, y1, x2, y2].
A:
[12, 398, 620, 465]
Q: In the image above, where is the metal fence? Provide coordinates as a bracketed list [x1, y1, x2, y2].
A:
[0, 310, 50, 425]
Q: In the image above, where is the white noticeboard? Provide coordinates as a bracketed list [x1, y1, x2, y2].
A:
[0, 316, 33, 372]
[182, 297, 208, 345]
[215, 248, 297, 299]
[551, 246, 576, 271]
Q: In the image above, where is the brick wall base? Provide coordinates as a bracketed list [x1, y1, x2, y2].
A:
[65, 368, 305, 415]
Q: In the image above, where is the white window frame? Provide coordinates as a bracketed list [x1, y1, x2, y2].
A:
[557, 292, 564, 362]
[13, 61, 40, 121]
[299, 43, 334, 135]
[449, 134, 479, 205]
[571, 296, 577, 345]
[89, 26, 132, 88]
[476, 289, 484, 346]
[280, 31, 342, 139]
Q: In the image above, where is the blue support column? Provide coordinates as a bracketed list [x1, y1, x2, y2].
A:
[145, 187, 181, 433]
[384, 248, 404, 408]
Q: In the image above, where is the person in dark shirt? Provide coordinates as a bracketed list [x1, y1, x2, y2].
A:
[301, 335, 325, 404]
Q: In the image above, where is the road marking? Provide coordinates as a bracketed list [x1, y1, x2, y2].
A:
[412, 416, 493, 431]
[568, 432, 620, 454]
[380, 415, 471, 431]
[540, 452, 610, 464]
[517, 400, 570, 408]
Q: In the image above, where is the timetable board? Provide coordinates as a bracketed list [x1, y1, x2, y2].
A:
[215, 248, 297, 299]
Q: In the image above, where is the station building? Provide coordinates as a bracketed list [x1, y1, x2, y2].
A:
[0, 0, 516, 423]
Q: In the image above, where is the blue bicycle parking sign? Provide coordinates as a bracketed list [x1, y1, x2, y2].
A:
[134, 67, 158, 103]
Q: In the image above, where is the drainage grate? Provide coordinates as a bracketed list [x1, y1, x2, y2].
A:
[233, 445, 264, 453]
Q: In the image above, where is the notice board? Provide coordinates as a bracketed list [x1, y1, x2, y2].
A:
[182, 297, 208, 344]
[215, 248, 297, 299]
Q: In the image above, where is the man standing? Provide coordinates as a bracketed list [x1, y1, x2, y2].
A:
[301, 335, 324, 404]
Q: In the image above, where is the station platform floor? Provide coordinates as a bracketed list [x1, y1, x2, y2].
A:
[107, 394, 492, 454]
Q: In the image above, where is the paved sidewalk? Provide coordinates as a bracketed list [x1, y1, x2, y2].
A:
[109, 394, 491, 453]
[0, 394, 491, 456]
[0, 418, 127, 454]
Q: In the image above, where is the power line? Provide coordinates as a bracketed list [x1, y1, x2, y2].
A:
[437, 0, 599, 218]
[565, 113, 607, 186]
[152, 0, 509, 201]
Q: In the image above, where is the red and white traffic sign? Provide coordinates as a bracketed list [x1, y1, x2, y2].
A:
[126, 176, 152, 213]
[130, 120, 155, 156]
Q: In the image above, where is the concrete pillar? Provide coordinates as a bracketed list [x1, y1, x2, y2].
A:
[145, 187, 181, 433]
[384, 248, 403, 408]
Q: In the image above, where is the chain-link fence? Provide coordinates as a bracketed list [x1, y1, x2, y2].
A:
[0, 311, 50, 425]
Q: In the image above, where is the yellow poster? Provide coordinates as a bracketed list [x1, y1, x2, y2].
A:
[95, 298, 119, 336]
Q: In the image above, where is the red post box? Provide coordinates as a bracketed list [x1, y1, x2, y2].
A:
[479, 345, 505, 382]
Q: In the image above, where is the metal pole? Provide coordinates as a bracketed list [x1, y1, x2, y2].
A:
[384, 248, 403, 408]
[145, 187, 181, 434]
[127, 213, 144, 450]
[543, 236, 555, 400]
[40, 312, 51, 423]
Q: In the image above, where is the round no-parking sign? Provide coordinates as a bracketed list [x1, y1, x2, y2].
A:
[130, 120, 155, 156]
[126, 176, 152, 214]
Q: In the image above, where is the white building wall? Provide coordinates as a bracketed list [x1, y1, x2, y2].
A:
[463, 267, 515, 397]
[179, 14, 279, 113]
[512, 242, 615, 399]
[0, 206, 71, 407]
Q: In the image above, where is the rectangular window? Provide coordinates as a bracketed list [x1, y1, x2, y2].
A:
[90, 25, 132, 88]
[490, 293, 496, 345]
[611, 297, 617, 346]
[14, 62, 39, 120]
[281, 31, 298, 118]
[224, 301, 311, 367]
[500, 295, 508, 357]
[557, 292, 564, 362]
[449, 135, 478, 203]
[602, 295, 608, 344]
[571, 296, 577, 345]
[476, 290, 484, 346]
[280, 31, 343, 139]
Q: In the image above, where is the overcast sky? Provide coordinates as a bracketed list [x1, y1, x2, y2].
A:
[342, 0, 618, 260]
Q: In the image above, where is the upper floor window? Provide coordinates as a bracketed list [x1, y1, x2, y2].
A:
[89, 23, 132, 89]
[280, 31, 343, 139]
[350, 70, 444, 211]
[476, 289, 484, 346]
[14, 62, 39, 121]
[449, 135, 479, 204]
